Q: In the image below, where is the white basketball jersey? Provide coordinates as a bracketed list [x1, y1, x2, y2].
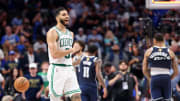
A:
[48, 26, 73, 65]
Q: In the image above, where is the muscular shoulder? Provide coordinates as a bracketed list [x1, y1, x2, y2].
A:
[69, 31, 74, 38]
[47, 28, 58, 37]
[47, 28, 58, 42]
[93, 57, 101, 64]
[168, 49, 176, 59]
[144, 47, 153, 57]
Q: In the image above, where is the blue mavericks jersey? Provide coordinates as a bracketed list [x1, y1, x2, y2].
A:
[148, 46, 171, 69]
[78, 56, 98, 88]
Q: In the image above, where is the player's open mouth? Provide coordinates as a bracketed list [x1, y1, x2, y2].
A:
[65, 19, 69, 22]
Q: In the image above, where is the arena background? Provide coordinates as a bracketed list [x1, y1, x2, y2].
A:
[0, 0, 179, 101]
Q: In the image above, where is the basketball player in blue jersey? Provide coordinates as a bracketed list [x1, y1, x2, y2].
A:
[46, 7, 82, 101]
[143, 33, 178, 101]
[78, 44, 107, 101]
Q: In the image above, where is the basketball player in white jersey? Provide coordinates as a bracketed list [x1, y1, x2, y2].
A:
[46, 7, 82, 101]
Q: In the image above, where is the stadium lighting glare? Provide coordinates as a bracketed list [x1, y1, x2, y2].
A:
[146, 0, 180, 9]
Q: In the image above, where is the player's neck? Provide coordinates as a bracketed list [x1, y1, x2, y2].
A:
[77, 51, 82, 56]
[56, 23, 66, 33]
[87, 53, 95, 56]
[154, 42, 165, 47]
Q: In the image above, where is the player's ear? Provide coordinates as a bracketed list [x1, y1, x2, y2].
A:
[55, 16, 59, 22]
[80, 47, 83, 51]
[94, 51, 97, 56]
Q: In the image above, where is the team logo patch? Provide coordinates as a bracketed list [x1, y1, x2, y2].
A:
[158, 48, 162, 52]
[86, 57, 90, 61]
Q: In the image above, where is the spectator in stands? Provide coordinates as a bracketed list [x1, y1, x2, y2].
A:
[4, 68, 20, 96]
[67, 5, 77, 28]
[1, 40, 11, 60]
[11, 14, 23, 27]
[108, 60, 139, 101]
[32, 12, 43, 42]
[87, 27, 103, 58]
[85, 8, 101, 29]
[103, 63, 116, 101]
[37, 62, 49, 101]
[105, 43, 129, 70]
[75, 27, 87, 43]
[129, 43, 143, 80]
[19, 45, 40, 75]
[2, 51, 19, 78]
[33, 37, 47, 53]
[87, 27, 103, 47]
[33, 37, 48, 63]
[104, 30, 119, 55]
[1, 26, 19, 46]
[16, 35, 26, 54]
[104, 12, 119, 33]
[21, 17, 32, 41]
[23, 63, 44, 101]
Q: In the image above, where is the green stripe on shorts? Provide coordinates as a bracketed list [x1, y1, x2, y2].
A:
[65, 89, 81, 95]
[51, 65, 63, 97]
[52, 63, 72, 67]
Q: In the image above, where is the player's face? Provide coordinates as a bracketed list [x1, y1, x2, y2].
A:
[73, 42, 82, 51]
[119, 62, 128, 71]
[56, 10, 70, 26]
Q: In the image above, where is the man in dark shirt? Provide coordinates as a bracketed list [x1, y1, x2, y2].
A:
[2, 51, 19, 78]
[23, 63, 44, 101]
[109, 60, 139, 101]
[103, 63, 116, 101]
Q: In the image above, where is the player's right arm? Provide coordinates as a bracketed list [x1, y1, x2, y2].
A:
[169, 49, 178, 80]
[47, 29, 77, 59]
[142, 48, 152, 82]
[95, 59, 108, 98]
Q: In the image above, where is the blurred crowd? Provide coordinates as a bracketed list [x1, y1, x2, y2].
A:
[0, 0, 179, 101]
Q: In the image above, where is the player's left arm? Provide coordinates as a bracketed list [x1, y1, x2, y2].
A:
[142, 48, 152, 81]
[95, 58, 105, 88]
[169, 49, 178, 80]
[95, 58, 108, 98]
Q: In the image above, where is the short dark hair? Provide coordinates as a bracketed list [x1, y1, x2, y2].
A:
[55, 7, 66, 17]
[75, 40, 85, 51]
[119, 60, 128, 65]
[154, 33, 164, 42]
[88, 44, 98, 54]
[104, 62, 112, 68]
